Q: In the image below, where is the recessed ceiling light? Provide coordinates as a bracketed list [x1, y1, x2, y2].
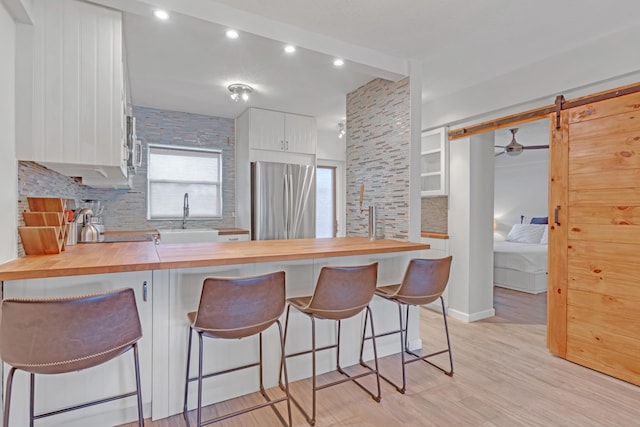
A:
[284, 45, 296, 54]
[153, 10, 169, 20]
[225, 29, 239, 39]
[333, 58, 344, 67]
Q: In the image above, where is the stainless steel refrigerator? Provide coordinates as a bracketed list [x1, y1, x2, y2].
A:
[251, 161, 316, 240]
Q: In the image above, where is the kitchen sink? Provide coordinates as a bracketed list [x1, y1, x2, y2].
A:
[158, 228, 219, 244]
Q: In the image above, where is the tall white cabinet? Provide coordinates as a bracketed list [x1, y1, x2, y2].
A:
[15, 0, 129, 187]
[235, 108, 317, 233]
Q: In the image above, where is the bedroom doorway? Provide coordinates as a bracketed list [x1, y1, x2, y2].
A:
[492, 118, 550, 323]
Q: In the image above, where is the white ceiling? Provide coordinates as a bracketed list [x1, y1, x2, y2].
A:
[123, 11, 376, 131]
[95, 0, 640, 132]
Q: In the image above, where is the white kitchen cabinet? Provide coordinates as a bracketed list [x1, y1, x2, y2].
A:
[245, 108, 317, 155]
[15, 0, 129, 187]
[2, 271, 153, 426]
[421, 127, 449, 197]
[420, 236, 450, 312]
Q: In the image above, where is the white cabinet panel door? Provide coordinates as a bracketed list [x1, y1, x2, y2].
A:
[285, 113, 316, 154]
[248, 109, 285, 151]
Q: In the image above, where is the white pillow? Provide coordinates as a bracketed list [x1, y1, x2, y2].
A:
[506, 224, 546, 244]
[540, 225, 549, 245]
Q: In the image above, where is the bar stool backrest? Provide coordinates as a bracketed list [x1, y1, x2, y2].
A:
[307, 263, 378, 320]
[395, 257, 453, 305]
[0, 288, 142, 375]
[194, 271, 286, 339]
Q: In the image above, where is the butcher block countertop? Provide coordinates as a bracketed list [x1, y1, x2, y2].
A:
[0, 237, 429, 281]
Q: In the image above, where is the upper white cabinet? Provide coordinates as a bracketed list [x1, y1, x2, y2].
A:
[245, 108, 317, 155]
[15, 0, 129, 187]
[420, 127, 449, 197]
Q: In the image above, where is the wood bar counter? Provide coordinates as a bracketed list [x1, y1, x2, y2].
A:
[0, 237, 429, 426]
[0, 237, 428, 280]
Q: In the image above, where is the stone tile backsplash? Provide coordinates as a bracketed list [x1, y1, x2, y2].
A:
[421, 196, 448, 234]
[17, 106, 236, 254]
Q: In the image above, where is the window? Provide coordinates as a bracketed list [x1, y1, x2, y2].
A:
[147, 145, 222, 219]
[316, 166, 336, 237]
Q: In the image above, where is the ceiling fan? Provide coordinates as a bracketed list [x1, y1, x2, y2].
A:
[495, 128, 549, 157]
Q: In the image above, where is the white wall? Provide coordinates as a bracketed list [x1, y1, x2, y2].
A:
[422, 24, 640, 130]
[316, 129, 345, 161]
[493, 121, 550, 238]
[494, 161, 549, 238]
[447, 132, 495, 322]
[0, 3, 18, 263]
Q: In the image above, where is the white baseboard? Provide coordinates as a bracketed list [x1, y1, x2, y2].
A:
[447, 307, 495, 323]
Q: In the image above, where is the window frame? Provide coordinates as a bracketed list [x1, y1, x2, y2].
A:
[316, 165, 337, 238]
[146, 144, 223, 220]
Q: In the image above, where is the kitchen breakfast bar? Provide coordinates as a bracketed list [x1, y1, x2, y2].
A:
[0, 237, 429, 426]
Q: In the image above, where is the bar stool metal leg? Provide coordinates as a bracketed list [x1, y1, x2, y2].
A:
[3, 367, 16, 427]
[183, 327, 194, 427]
[197, 332, 204, 427]
[276, 320, 293, 427]
[133, 343, 145, 427]
[404, 297, 454, 376]
[29, 373, 35, 427]
[363, 296, 454, 394]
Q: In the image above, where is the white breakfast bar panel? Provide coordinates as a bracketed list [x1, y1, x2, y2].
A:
[2, 272, 154, 427]
[153, 251, 419, 419]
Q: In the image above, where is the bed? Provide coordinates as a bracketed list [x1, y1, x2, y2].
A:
[493, 223, 548, 294]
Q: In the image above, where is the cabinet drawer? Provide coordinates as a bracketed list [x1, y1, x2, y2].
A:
[217, 234, 249, 242]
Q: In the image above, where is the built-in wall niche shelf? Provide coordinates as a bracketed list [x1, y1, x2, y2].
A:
[421, 127, 449, 197]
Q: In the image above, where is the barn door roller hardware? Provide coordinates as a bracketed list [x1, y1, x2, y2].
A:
[554, 95, 565, 130]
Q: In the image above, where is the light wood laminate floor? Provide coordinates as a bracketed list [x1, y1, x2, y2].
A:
[124, 287, 640, 426]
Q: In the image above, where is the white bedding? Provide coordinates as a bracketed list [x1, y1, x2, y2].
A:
[493, 241, 548, 274]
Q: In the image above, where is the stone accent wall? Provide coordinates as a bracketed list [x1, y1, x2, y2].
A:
[421, 196, 448, 234]
[86, 106, 236, 231]
[346, 77, 411, 240]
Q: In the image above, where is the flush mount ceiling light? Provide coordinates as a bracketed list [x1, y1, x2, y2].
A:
[225, 29, 239, 39]
[284, 45, 296, 54]
[153, 9, 169, 20]
[333, 58, 344, 67]
[228, 83, 253, 102]
[338, 121, 346, 138]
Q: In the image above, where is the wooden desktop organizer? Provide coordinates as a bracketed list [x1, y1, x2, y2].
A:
[18, 197, 69, 255]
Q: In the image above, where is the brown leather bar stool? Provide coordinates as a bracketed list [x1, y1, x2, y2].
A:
[0, 288, 144, 427]
[362, 256, 454, 393]
[280, 262, 381, 426]
[183, 271, 292, 427]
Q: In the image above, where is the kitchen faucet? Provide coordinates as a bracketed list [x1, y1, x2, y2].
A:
[182, 192, 189, 229]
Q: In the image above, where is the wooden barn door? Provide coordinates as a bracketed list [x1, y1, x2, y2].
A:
[548, 90, 640, 385]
